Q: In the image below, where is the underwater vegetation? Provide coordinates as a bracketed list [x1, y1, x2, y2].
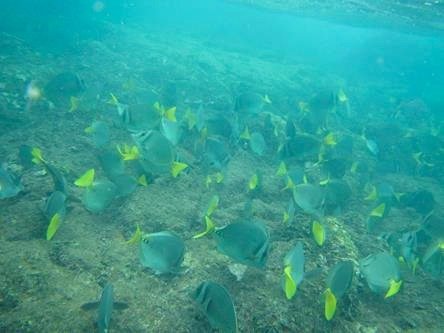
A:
[1, 1, 444, 332]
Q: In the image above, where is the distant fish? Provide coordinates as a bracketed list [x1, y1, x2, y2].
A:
[27, 147, 68, 194]
[0, 163, 23, 199]
[81, 283, 128, 333]
[45, 72, 85, 97]
[44, 72, 85, 106]
[131, 130, 175, 175]
[365, 139, 379, 156]
[204, 137, 230, 169]
[399, 231, 418, 272]
[249, 132, 266, 156]
[24, 80, 42, 112]
[85, 121, 110, 148]
[235, 92, 270, 115]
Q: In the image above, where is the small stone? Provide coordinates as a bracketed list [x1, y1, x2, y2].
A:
[228, 263, 248, 281]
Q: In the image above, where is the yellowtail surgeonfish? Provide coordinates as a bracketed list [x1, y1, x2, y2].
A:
[324, 261, 353, 320]
[84, 121, 110, 148]
[249, 132, 266, 156]
[98, 149, 142, 197]
[359, 252, 402, 298]
[74, 169, 118, 213]
[30, 147, 68, 194]
[193, 281, 237, 333]
[131, 130, 176, 176]
[215, 221, 269, 268]
[293, 183, 325, 219]
[139, 231, 185, 275]
[282, 242, 305, 300]
[42, 190, 66, 240]
[81, 283, 128, 333]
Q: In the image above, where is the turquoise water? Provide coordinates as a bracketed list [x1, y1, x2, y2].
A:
[1, 1, 443, 332]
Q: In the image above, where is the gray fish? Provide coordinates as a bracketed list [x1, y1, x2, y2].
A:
[44, 162, 68, 195]
[87, 121, 110, 148]
[161, 117, 181, 146]
[235, 92, 267, 114]
[292, 183, 324, 218]
[0, 163, 23, 199]
[282, 242, 305, 296]
[215, 221, 269, 268]
[399, 231, 417, 267]
[81, 283, 128, 333]
[44, 72, 85, 106]
[375, 182, 395, 203]
[139, 231, 185, 274]
[193, 281, 237, 333]
[124, 103, 161, 131]
[110, 174, 138, 198]
[97, 150, 138, 198]
[422, 241, 444, 276]
[326, 260, 353, 298]
[249, 132, 266, 156]
[19, 145, 35, 170]
[205, 114, 233, 139]
[366, 139, 379, 156]
[359, 252, 401, 294]
[287, 166, 306, 186]
[98, 283, 114, 333]
[204, 137, 230, 169]
[283, 134, 321, 161]
[323, 179, 352, 214]
[132, 130, 175, 175]
[98, 150, 125, 180]
[42, 190, 66, 221]
[17, 144, 67, 194]
[82, 179, 118, 213]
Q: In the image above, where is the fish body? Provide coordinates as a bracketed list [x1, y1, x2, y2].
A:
[193, 281, 237, 333]
[0, 164, 23, 199]
[327, 261, 353, 298]
[82, 179, 118, 213]
[139, 231, 185, 274]
[43, 190, 66, 221]
[249, 132, 266, 156]
[86, 121, 110, 148]
[81, 283, 128, 333]
[282, 242, 305, 299]
[98, 283, 114, 333]
[45, 162, 68, 195]
[215, 221, 269, 268]
[366, 139, 379, 156]
[132, 130, 175, 175]
[293, 183, 324, 218]
[360, 252, 401, 295]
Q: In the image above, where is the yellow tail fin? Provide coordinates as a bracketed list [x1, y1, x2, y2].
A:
[74, 169, 95, 187]
[46, 213, 61, 241]
[193, 216, 215, 239]
[171, 161, 188, 178]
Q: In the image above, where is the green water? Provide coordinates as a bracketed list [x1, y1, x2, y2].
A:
[0, 1, 443, 332]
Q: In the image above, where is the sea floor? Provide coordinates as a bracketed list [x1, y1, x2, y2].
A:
[0, 24, 443, 332]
